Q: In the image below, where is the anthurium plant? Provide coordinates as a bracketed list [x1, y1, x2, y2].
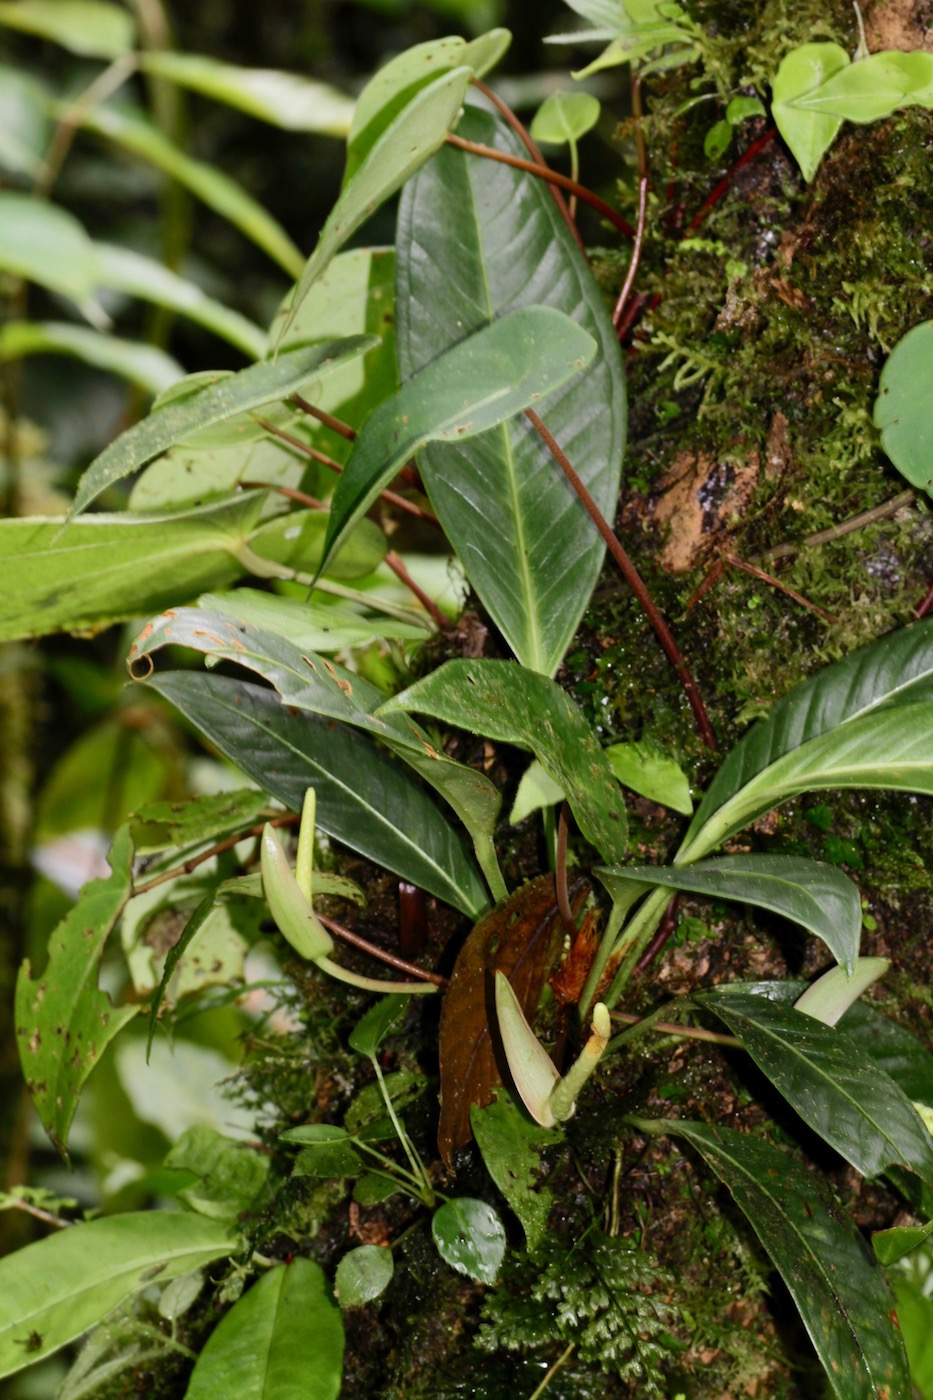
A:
[3, 3, 933, 1397]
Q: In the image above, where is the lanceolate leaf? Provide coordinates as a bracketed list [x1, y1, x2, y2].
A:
[0, 495, 264, 642]
[280, 67, 472, 340]
[185, 1259, 343, 1400]
[696, 986, 933, 1183]
[0, 0, 133, 57]
[71, 338, 373, 515]
[146, 671, 488, 917]
[0, 1212, 238, 1380]
[647, 1120, 910, 1400]
[382, 659, 628, 863]
[93, 243, 267, 359]
[345, 32, 510, 182]
[15, 827, 138, 1157]
[679, 620, 933, 862]
[130, 607, 503, 899]
[599, 855, 861, 973]
[138, 51, 354, 134]
[680, 700, 933, 862]
[320, 307, 596, 576]
[396, 102, 626, 676]
[74, 103, 305, 277]
[0, 321, 182, 395]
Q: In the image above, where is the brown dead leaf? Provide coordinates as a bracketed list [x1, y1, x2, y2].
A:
[437, 874, 587, 1169]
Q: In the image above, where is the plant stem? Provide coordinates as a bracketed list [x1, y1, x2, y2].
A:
[371, 1056, 434, 1204]
[609, 1011, 740, 1047]
[290, 395, 357, 441]
[525, 409, 717, 750]
[528, 1343, 575, 1400]
[471, 77, 585, 252]
[446, 133, 635, 240]
[316, 912, 447, 988]
[604, 886, 671, 1006]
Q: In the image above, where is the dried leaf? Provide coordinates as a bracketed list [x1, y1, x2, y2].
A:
[438, 875, 586, 1168]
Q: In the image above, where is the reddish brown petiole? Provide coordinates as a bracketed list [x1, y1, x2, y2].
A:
[526, 408, 717, 750]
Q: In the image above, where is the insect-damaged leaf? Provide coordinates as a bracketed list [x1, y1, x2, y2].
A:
[145, 671, 488, 918]
[438, 874, 584, 1168]
[15, 826, 138, 1158]
[383, 658, 628, 863]
[70, 337, 372, 516]
[0, 1212, 238, 1380]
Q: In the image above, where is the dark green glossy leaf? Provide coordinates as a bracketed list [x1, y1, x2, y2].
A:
[432, 1198, 506, 1285]
[0, 1212, 237, 1379]
[650, 1119, 910, 1400]
[131, 607, 502, 901]
[335, 1246, 393, 1308]
[72, 338, 372, 515]
[471, 1090, 559, 1251]
[600, 855, 861, 973]
[15, 827, 138, 1158]
[145, 671, 488, 917]
[840, 999, 933, 1106]
[683, 701, 933, 862]
[397, 102, 626, 675]
[382, 659, 627, 863]
[320, 306, 596, 577]
[696, 986, 933, 1183]
[680, 621, 933, 862]
[874, 321, 933, 496]
[185, 1259, 343, 1400]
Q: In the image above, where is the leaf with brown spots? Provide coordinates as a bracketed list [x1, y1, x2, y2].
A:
[438, 874, 586, 1169]
[15, 826, 138, 1160]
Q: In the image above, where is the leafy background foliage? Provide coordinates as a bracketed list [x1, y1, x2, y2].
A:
[3, 1, 933, 1398]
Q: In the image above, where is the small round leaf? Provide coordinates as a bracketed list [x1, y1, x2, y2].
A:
[335, 1246, 394, 1308]
[431, 1198, 506, 1285]
[874, 320, 933, 496]
[529, 91, 600, 146]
